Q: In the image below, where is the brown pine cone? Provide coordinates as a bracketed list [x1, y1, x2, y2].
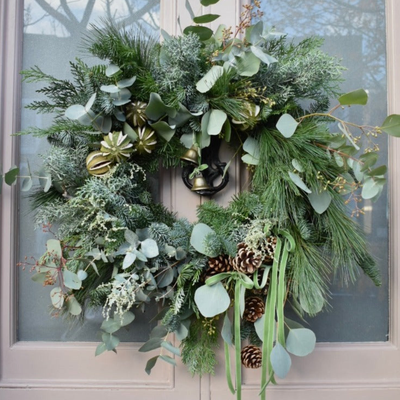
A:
[202, 254, 233, 282]
[263, 236, 277, 265]
[232, 243, 262, 274]
[243, 296, 265, 323]
[241, 345, 262, 369]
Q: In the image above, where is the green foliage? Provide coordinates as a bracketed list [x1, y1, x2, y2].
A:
[259, 36, 344, 113]
[181, 317, 218, 376]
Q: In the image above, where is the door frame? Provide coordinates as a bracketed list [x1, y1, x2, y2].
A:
[1, 1, 400, 399]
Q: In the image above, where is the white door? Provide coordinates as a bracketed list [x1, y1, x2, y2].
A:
[1, 1, 400, 399]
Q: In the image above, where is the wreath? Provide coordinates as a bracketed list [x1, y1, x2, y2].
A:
[5, 1, 400, 399]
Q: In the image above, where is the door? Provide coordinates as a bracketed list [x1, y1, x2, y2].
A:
[1, 1, 400, 400]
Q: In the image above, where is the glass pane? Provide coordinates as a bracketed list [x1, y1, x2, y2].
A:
[260, 0, 388, 341]
[18, 0, 160, 342]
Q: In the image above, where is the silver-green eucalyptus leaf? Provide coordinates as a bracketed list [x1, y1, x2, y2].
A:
[288, 172, 312, 194]
[276, 113, 298, 138]
[194, 282, 231, 318]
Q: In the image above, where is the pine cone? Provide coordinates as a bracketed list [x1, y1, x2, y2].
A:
[263, 236, 277, 264]
[241, 345, 262, 369]
[202, 254, 233, 282]
[232, 243, 262, 274]
[243, 296, 265, 323]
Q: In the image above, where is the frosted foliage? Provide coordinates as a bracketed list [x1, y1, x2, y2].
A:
[260, 0, 388, 342]
[18, 0, 160, 342]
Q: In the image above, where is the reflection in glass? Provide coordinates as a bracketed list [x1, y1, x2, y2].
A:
[18, 0, 160, 342]
[260, 0, 388, 341]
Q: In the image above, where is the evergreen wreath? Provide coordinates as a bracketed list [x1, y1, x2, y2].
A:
[4, 1, 400, 399]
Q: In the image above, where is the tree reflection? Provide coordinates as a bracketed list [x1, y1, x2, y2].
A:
[24, 0, 160, 38]
[260, 0, 385, 93]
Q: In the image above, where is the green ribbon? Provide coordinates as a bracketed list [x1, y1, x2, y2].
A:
[260, 232, 295, 399]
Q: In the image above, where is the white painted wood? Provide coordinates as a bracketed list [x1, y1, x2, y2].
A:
[1, 0, 400, 399]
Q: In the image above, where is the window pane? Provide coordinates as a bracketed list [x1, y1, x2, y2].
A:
[260, 0, 388, 341]
[18, 0, 160, 342]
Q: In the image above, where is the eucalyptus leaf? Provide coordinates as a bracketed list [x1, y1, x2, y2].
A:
[243, 136, 260, 159]
[146, 92, 177, 121]
[122, 252, 136, 269]
[360, 152, 379, 171]
[299, 286, 324, 315]
[117, 76, 136, 88]
[102, 333, 120, 351]
[157, 267, 174, 288]
[381, 114, 400, 137]
[196, 65, 224, 93]
[159, 355, 177, 366]
[338, 122, 360, 150]
[150, 325, 168, 338]
[183, 25, 213, 41]
[139, 337, 163, 352]
[63, 270, 82, 290]
[92, 115, 112, 133]
[125, 229, 139, 246]
[291, 159, 304, 172]
[250, 45, 277, 65]
[95, 342, 107, 357]
[141, 238, 159, 258]
[270, 342, 292, 379]
[207, 109, 227, 135]
[362, 177, 381, 199]
[149, 121, 175, 142]
[353, 161, 364, 181]
[334, 153, 344, 167]
[100, 84, 120, 93]
[193, 14, 220, 23]
[308, 191, 332, 214]
[65, 296, 82, 315]
[21, 176, 33, 191]
[50, 287, 64, 309]
[161, 341, 181, 356]
[201, 0, 220, 5]
[31, 272, 47, 283]
[77, 270, 88, 281]
[221, 314, 233, 345]
[47, 239, 62, 258]
[338, 88, 368, 106]
[180, 133, 194, 148]
[241, 154, 259, 165]
[276, 114, 298, 138]
[133, 248, 147, 262]
[200, 111, 211, 148]
[101, 318, 121, 334]
[248, 20, 263, 44]
[4, 166, 18, 186]
[288, 172, 312, 194]
[106, 64, 120, 77]
[145, 356, 159, 375]
[286, 328, 316, 357]
[234, 52, 261, 77]
[85, 93, 96, 111]
[190, 223, 216, 256]
[185, 0, 195, 19]
[254, 314, 265, 342]
[65, 104, 86, 120]
[367, 165, 387, 177]
[284, 317, 304, 330]
[175, 321, 190, 341]
[194, 282, 230, 318]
